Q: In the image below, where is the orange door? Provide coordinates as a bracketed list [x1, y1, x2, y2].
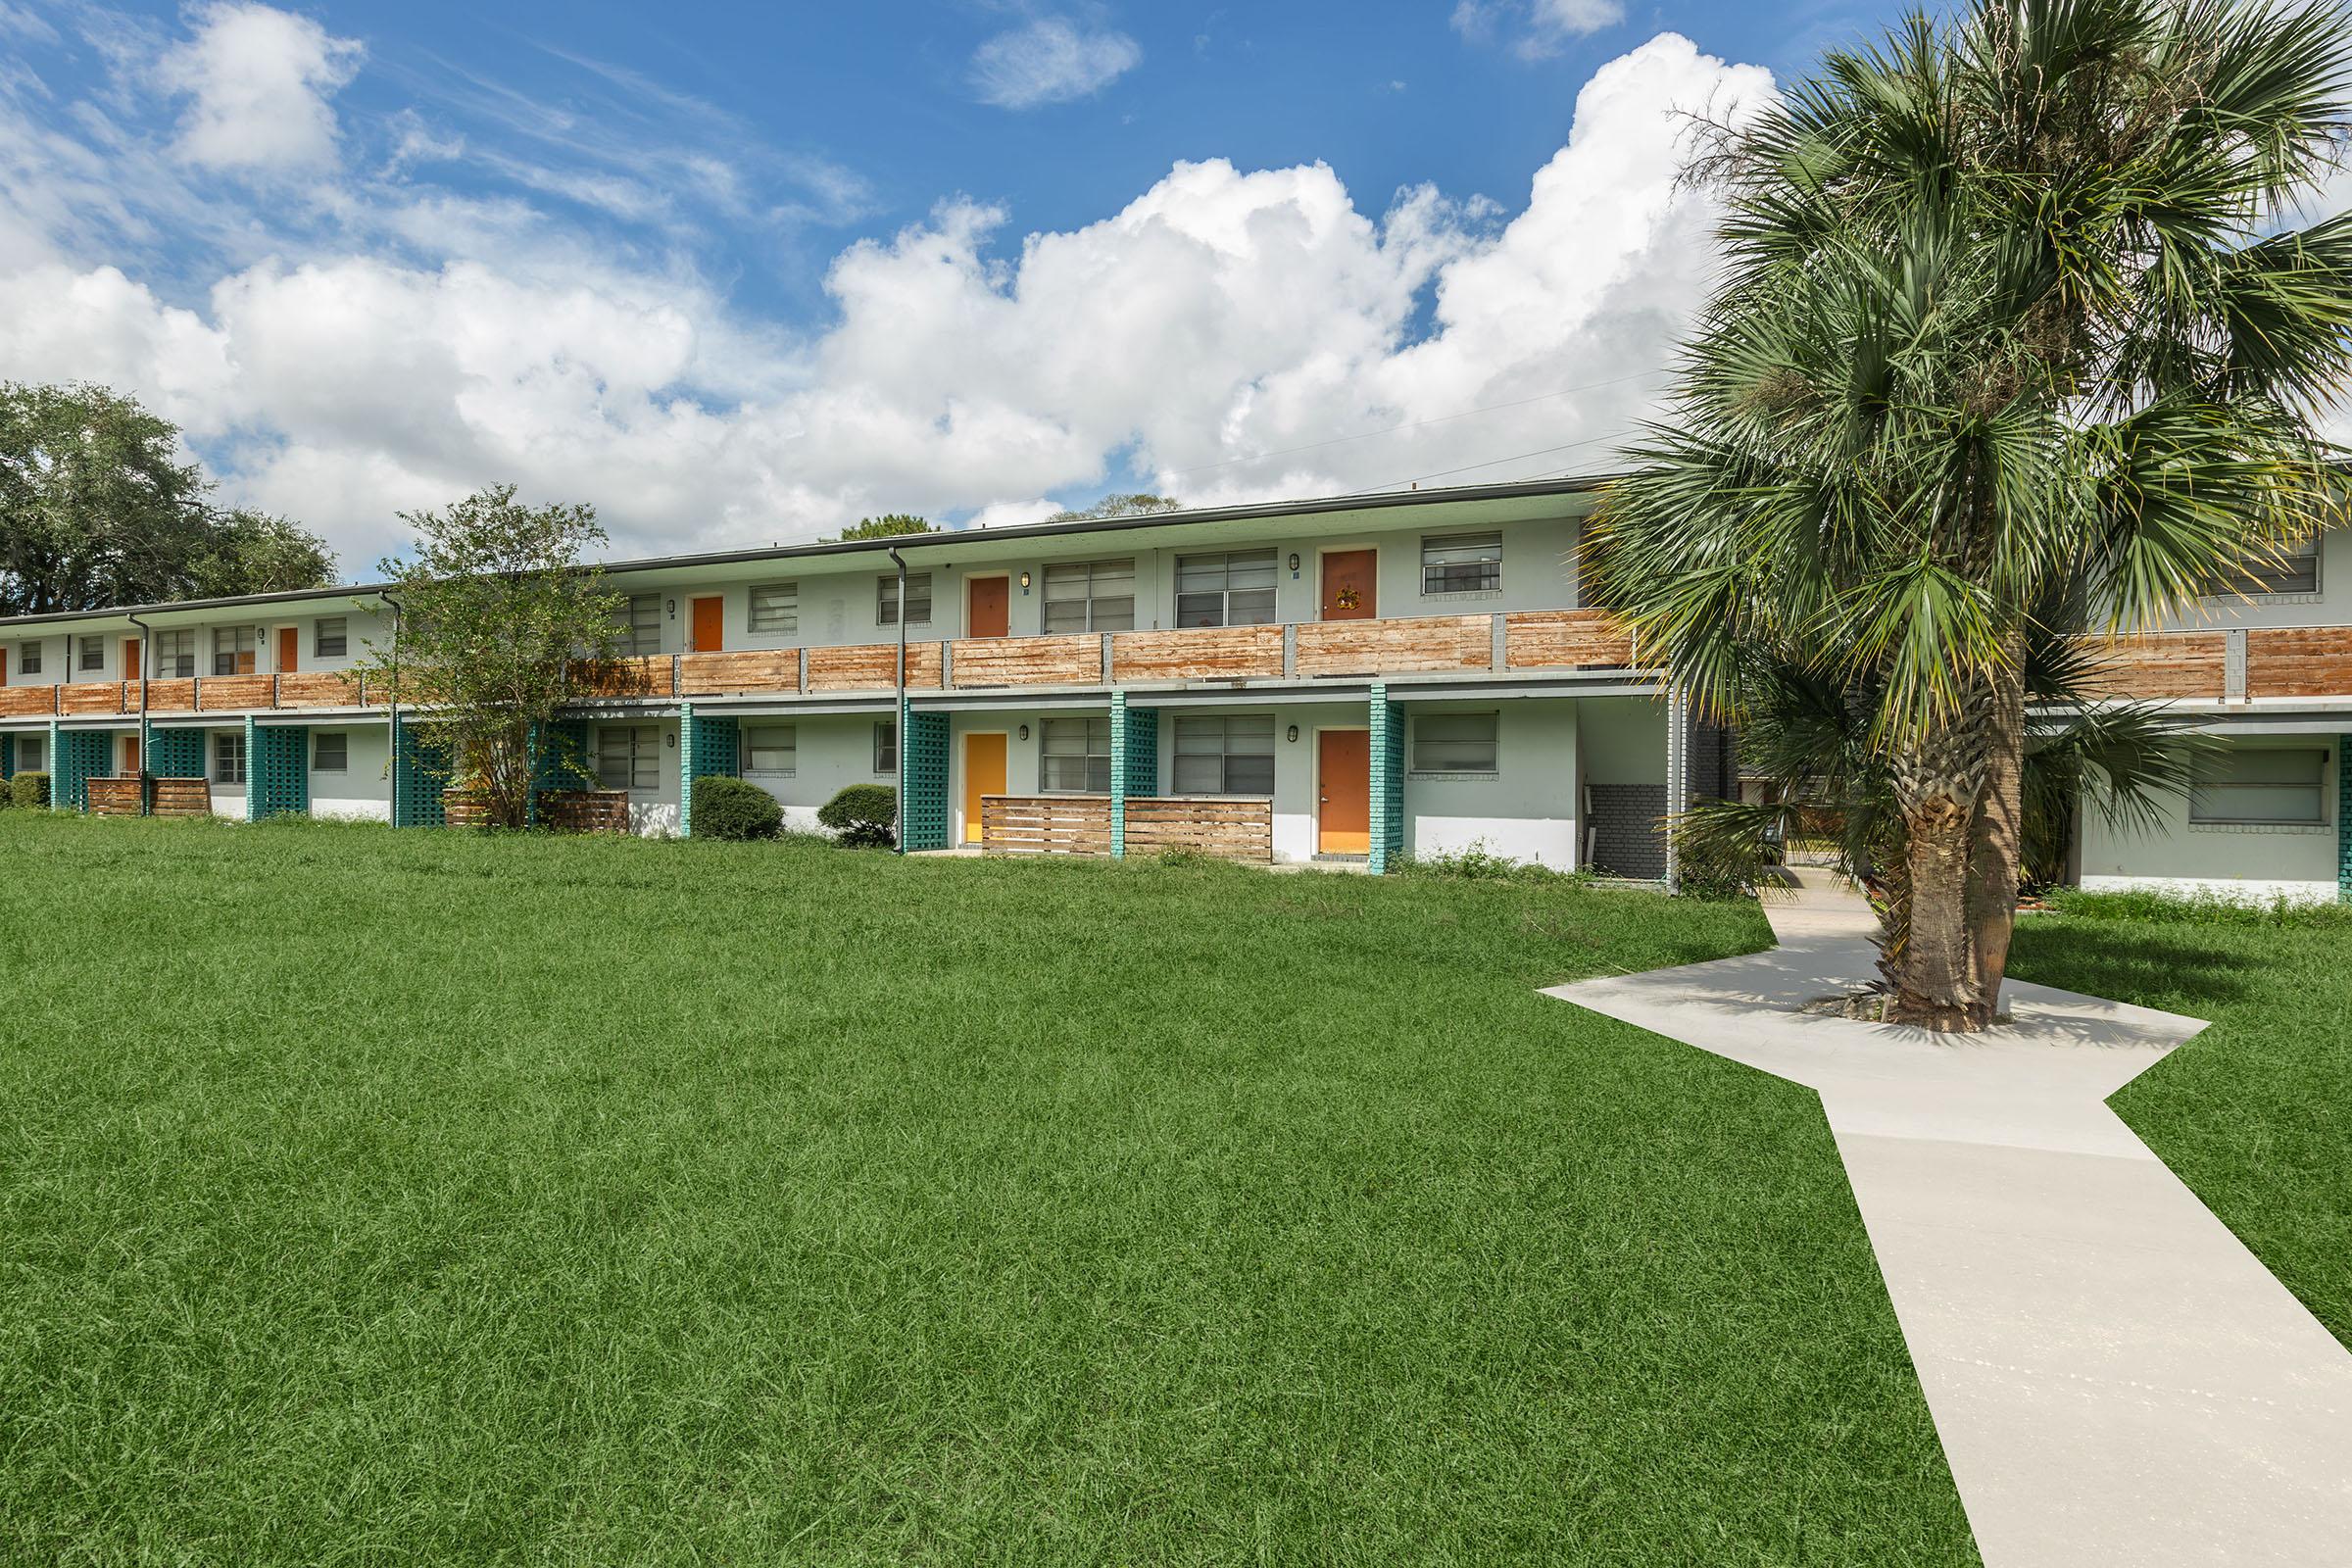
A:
[123, 735, 140, 775]
[274, 627, 296, 673]
[1, 645, 8, 686]
[122, 638, 140, 681]
[691, 597, 724, 652]
[1320, 550, 1377, 620]
[1317, 729, 1371, 855]
[968, 576, 1009, 639]
[964, 732, 1007, 844]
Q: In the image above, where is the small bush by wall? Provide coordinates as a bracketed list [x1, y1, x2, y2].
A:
[817, 783, 897, 848]
[10, 771, 51, 808]
[692, 776, 783, 842]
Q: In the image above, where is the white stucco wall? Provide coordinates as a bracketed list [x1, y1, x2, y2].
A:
[735, 712, 900, 833]
[308, 724, 391, 822]
[2078, 738, 2342, 904]
[1401, 698, 1582, 868]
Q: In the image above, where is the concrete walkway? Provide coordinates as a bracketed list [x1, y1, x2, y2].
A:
[1544, 867, 2352, 1568]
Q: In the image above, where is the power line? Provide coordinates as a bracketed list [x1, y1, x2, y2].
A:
[1156, 368, 1667, 480]
[1337, 429, 1633, 498]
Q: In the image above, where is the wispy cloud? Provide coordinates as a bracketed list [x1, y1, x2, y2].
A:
[969, 16, 1141, 109]
[1451, 0, 1624, 60]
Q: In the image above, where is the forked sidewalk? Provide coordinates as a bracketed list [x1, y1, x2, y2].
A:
[1544, 867, 2352, 1568]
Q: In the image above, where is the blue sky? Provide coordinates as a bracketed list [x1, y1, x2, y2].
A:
[2, 0, 1881, 565]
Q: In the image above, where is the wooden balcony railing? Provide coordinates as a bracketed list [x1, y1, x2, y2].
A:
[2076, 624, 2352, 703]
[0, 611, 1648, 722]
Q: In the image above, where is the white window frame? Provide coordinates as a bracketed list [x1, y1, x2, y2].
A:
[877, 574, 931, 628]
[873, 720, 898, 774]
[749, 582, 799, 637]
[313, 731, 349, 773]
[213, 731, 247, 785]
[2205, 533, 2323, 600]
[315, 616, 348, 658]
[1174, 549, 1280, 628]
[597, 725, 662, 793]
[1042, 558, 1137, 634]
[1040, 716, 1112, 795]
[744, 723, 797, 775]
[18, 640, 41, 675]
[155, 630, 196, 678]
[1172, 713, 1276, 796]
[18, 736, 45, 771]
[2187, 747, 2328, 826]
[212, 625, 256, 676]
[1410, 711, 1500, 777]
[77, 634, 105, 672]
[618, 595, 662, 657]
[1421, 532, 1504, 598]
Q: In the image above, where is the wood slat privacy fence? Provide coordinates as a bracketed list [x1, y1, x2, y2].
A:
[1122, 798, 1274, 862]
[81, 776, 210, 816]
[980, 795, 1113, 857]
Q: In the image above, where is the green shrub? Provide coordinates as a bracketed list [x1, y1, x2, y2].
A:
[10, 771, 50, 809]
[817, 783, 896, 848]
[691, 775, 782, 842]
[1396, 842, 1592, 885]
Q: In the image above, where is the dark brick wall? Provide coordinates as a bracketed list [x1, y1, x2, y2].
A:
[1589, 782, 1667, 879]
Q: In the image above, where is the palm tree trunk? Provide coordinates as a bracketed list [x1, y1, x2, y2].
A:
[1961, 654, 2027, 1028]
[1886, 712, 1992, 1031]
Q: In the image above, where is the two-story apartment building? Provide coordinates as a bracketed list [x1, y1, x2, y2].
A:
[0, 481, 1718, 875]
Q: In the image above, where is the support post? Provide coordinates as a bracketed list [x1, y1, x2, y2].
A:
[1108, 693, 1159, 858]
[390, 713, 447, 828]
[897, 701, 950, 853]
[1368, 684, 1404, 874]
[2339, 735, 2351, 906]
[678, 704, 740, 839]
[246, 717, 308, 822]
[1663, 682, 1689, 891]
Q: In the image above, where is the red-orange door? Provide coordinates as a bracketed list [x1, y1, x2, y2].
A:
[275, 627, 297, 673]
[122, 637, 141, 682]
[691, 596, 724, 652]
[1, 645, 9, 686]
[1317, 729, 1371, 855]
[123, 735, 140, 775]
[1320, 550, 1377, 620]
[968, 576, 1009, 639]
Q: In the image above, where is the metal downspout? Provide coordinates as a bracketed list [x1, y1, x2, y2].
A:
[125, 612, 152, 814]
[888, 546, 907, 855]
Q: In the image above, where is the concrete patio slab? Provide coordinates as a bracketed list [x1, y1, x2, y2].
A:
[1543, 867, 2352, 1568]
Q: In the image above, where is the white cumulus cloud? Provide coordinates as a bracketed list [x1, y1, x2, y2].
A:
[969, 17, 1142, 109]
[157, 1, 364, 173]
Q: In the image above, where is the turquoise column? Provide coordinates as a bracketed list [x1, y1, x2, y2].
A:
[148, 728, 204, 779]
[2338, 735, 2351, 905]
[246, 717, 308, 821]
[53, 725, 111, 812]
[898, 698, 950, 852]
[1367, 684, 1405, 874]
[528, 719, 593, 826]
[46, 717, 61, 808]
[390, 714, 448, 827]
[1107, 693, 1159, 858]
[1, 732, 13, 782]
[137, 714, 152, 814]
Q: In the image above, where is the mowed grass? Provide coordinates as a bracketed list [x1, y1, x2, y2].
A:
[0, 813, 1976, 1566]
[2011, 893, 2352, 1348]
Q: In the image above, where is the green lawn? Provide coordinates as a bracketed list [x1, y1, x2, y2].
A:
[0, 813, 1976, 1566]
[2010, 893, 2352, 1348]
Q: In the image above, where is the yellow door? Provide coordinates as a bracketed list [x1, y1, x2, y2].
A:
[964, 732, 1007, 844]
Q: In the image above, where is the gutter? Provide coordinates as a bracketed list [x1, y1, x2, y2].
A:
[125, 612, 152, 811]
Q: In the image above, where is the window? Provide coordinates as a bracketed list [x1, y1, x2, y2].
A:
[1175, 550, 1279, 628]
[1042, 559, 1136, 633]
[1422, 532, 1503, 596]
[1041, 716, 1111, 794]
[213, 731, 246, 785]
[617, 595, 662, 656]
[745, 723, 797, 774]
[749, 582, 799, 636]
[872, 720, 897, 774]
[78, 635, 105, 672]
[2208, 534, 2321, 598]
[2189, 747, 2326, 825]
[877, 573, 931, 627]
[597, 725, 662, 792]
[18, 735, 44, 771]
[313, 731, 348, 772]
[1174, 714, 1276, 795]
[18, 641, 40, 675]
[155, 630, 196, 678]
[1412, 712, 1499, 774]
[315, 616, 348, 658]
[213, 626, 256, 675]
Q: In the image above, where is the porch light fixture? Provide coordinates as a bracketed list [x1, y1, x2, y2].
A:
[1286, 553, 1300, 572]
[1018, 569, 1032, 591]
[1018, 724, 1031, 741]
[1287, 724, 1299, 743]
[665, 731, 676, 748]
[665, 598, 676, 617]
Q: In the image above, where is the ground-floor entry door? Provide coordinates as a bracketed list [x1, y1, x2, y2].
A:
[1317, 729, 1370, 855]
[964, 732, 1007, 844]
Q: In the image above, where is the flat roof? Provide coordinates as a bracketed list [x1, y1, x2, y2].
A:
[0, 474, 1614, 631]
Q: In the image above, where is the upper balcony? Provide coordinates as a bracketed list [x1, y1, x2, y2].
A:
[0, 609, 1642, 720]
[2077, 623, 2352, 704]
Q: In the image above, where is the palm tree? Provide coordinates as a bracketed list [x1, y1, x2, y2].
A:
[1590, 0, 2352, 1029]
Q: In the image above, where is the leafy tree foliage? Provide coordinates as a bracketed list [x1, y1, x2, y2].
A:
[1592, 0, 2352, 1029]
[827, 514, 938, 542]
[0, 382, 334, 614]
[1044, 493, 1182, 523]
[356, 486, 622, 831]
